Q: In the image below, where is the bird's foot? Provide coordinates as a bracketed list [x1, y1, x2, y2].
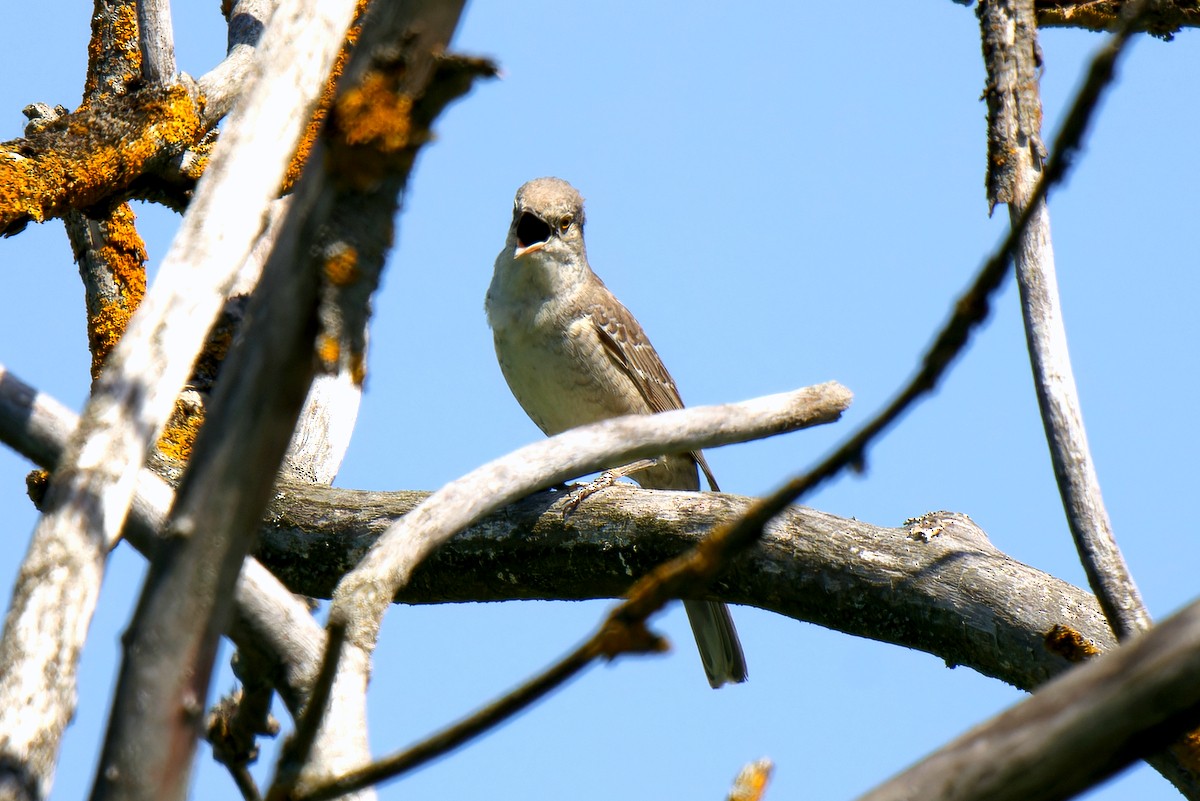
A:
[560, 458, 660, 519]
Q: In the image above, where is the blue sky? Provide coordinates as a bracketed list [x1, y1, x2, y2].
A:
[1, 2, 1198, 799]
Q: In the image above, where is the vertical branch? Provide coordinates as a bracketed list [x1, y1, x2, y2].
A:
[263, 2, 481, 796]
[977, 0, 1150, 640]
[85, 0, 368, 789]
[71, 0, 150, 386]
[975, 0, 1200, 792]
[137, 0, 176, 83]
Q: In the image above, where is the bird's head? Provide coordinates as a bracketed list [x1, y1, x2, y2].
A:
[507, 177, 587, 262]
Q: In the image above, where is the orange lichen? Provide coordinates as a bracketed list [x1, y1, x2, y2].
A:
[25, 469, 50, 507]
[728, 759, 774, 801]
[1170, 730, 1200, 778]
[85, 203, 147, 377]
[317, 334, 341, 368]
[323, 244, 360, 286]
[324, 63, 416, 192]
[349, 350, 366, 387]
[0, 82, 204, 236]
[1043, 623, 1102, 663]
[82, 1, 142, 106]
[280, 0, 371, 192]
[156, 397, 205, 464]
[330, 70, 413, 153]
[90, 298, 134, 379]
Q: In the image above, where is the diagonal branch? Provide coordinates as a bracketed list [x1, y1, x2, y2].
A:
[855, 592, 1200, 801]
[307, 384, 849, 795]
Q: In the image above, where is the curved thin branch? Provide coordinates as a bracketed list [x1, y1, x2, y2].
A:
[300, 458, 777, 801]
[328, 382, 853, 649]
[979, 0, 1150, 640]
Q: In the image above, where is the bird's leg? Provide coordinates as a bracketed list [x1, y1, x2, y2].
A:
[560, 457, 661, 518]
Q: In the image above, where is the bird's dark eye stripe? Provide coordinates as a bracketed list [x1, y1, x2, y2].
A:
[517, 212, 552, 248]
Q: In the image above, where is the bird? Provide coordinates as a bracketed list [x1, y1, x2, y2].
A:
[485, 177, 747, 688]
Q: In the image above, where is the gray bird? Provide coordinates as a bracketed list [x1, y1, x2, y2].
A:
[485, 177, 748, 688]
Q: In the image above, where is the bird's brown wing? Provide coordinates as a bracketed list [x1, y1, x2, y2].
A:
[587, 301, 720, 492]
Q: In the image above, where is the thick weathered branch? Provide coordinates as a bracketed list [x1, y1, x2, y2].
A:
[258, 484, 1108, 693]
[88, 35, 361, 801]
[0, 1, 360, 795]
[66, 0, 151, 385]
[0, 80, 204, 237]
[856, 592, 1200, 801]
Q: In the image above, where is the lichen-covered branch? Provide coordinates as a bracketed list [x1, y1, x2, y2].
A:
[0, 80, 204, 237]
[1035, 0, 1200, 38]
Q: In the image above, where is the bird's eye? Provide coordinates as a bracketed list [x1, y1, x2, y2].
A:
[558, 215, 573, 233]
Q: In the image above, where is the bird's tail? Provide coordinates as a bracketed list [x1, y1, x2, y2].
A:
[683, 600, 748, 688]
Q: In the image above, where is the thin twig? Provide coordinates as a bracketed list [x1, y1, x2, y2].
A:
[229, 765, 264, 801]
[267, 622, 348, 801]
[299, 641, 595, 801]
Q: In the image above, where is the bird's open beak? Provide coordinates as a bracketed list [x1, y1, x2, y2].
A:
[514, 211, 551, 259]
[514, 241, 546, 258]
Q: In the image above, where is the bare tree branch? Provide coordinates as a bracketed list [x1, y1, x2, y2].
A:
[199, 0, 280, 126]
[0, 4, 362, 795]
[0, 362, 326, 723]
[979, 0, 1150, 643]
[137, 0, 176, 83]
[68, 0, 149, 388]
[855, 593, 1200, 801]
[256, 487, 1105, 691]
